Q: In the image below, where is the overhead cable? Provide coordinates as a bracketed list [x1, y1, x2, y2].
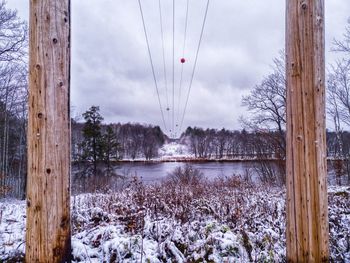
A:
[179, 0, 210, 132]
[137, 0, 167, 131]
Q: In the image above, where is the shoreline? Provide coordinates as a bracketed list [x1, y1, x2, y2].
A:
[72, 157, 345, 165]
[113, 158, 282, 163]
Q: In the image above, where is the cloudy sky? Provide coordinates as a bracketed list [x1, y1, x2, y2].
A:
[7, 0, 350, 136]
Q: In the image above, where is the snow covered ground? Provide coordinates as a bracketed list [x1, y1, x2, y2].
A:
[158, 142, 193, 160]
[0, 179, 349, 262]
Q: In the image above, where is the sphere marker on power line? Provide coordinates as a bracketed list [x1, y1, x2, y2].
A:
[138, 0, 210, 138]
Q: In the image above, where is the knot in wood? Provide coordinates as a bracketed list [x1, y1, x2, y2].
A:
[53, 247, 62, 257]
[34, 205, 41, 212]
[291, 62, 300, 77]
[301, 2, 307, 10]
[60, 216, 68, 228]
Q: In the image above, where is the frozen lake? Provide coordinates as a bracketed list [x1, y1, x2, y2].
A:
[113, 161, 259, 183]
[72, 161, 349, 194]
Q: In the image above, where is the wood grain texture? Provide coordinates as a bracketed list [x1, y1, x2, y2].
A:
[26, 0, 71, 262]
[286, 0, 329, 262]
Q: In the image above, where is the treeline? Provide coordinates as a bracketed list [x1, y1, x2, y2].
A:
[182, 127, 285, 160]
[182, 127, 350, 185]
[327, 131, 350, 158]
[183, 126, 350, 160]
[72, 106, 166, 176]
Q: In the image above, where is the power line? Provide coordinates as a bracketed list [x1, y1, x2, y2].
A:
[158, 0, 170, 133]
[179, 0, 210, 133]
[137, 0, 167, 131]
[172, 0, 175, 138]
[176, 0, 190, 137]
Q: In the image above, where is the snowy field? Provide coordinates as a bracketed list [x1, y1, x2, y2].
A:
[1, 177, 349, 262]
[158, 143, 192, 159]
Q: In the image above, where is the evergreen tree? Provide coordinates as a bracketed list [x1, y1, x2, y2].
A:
[81, 106, 104, 176]
[102, 125, 121, 173]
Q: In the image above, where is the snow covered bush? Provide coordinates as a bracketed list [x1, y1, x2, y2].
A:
[1, 172, 349, 262]
[165, 164, 204, 186]
[67, 175, 349, 262]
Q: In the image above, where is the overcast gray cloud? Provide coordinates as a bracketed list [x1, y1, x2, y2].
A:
[7, 0, 350, 136]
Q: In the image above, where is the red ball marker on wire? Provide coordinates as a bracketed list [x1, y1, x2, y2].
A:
[180, 58, 186, 63]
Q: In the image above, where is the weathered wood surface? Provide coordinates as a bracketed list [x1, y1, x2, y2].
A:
[286, 0, 329, 262]
[26, 0, 71, 262]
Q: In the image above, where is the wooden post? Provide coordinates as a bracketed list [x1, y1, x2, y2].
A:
[26, 0, 71, 262]
[286, 0, 329, 262]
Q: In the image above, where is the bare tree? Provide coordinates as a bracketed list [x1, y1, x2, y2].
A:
[326, 17, 350, 184]
[333, 18, 350, 55]
[327, 60, 350, 183]
[241, 52, 286, 136]
[0, 62, 27, 198]
[329, 17, 350, 129]
[0, 1, 27, 198]
[241, 52, 286, 184]
[327, 60, 350, 126]
[327, 60, 350, 160]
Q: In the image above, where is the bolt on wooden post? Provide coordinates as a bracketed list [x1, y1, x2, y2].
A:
[26, 0, 71, 262]
[286, 0, 329, 262]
